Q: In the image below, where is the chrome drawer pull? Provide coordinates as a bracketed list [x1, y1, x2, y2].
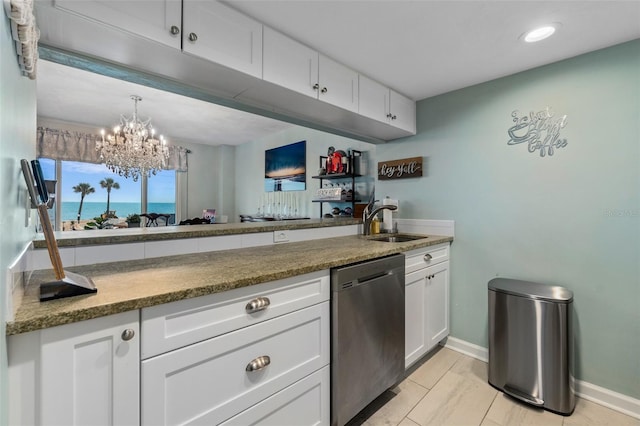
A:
[423, 253, 433, 261]
[246, 355, 270, 372]
[245, 296, 271, 313]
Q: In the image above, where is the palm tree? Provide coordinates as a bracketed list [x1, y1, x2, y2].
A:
[72, 183, 95, 222]
[99, 177, 120, 216]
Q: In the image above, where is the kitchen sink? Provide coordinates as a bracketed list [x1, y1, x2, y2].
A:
[368, 234, 429, 243]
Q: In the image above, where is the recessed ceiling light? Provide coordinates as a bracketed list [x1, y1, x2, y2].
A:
[523, 25, 557, 43]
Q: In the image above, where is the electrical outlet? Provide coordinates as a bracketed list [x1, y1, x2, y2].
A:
[273, 231, 289, 243]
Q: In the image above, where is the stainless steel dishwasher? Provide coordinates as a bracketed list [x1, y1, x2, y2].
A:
[331, 253, 405, 426]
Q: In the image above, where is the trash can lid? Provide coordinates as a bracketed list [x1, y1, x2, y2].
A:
[488, 278, 573, 303]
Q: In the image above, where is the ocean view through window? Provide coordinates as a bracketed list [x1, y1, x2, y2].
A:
[39, 158, 176, 230]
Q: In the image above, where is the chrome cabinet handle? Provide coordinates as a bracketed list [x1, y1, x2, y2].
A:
[246, 355, 270, 372]
[170, 25, 180, 35]
[312, 83, 320, 91]
[321, 87, 328, 93]
[121, 329, 135, 341]
[386, 113, 393, 118]
[245, 296, 271, 313]
[391, 114, 397, 120]
[423, 253, 433, 262]
[188, 32, 198, 42]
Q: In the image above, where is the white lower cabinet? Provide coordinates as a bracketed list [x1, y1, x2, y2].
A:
[404, 244, 451, 369]
[8, 270, 331, 426]
[140, 270, 331, 425]
[8, 310, 140, 426]
[141, 302, 329, 425]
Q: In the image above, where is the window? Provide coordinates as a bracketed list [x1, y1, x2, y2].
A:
[148, 169, 176, 224]
[39, 158, 177, 230]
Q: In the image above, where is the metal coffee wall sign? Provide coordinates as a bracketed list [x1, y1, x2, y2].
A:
[378, 156, 423, 180]
[507, 107, 568, 157]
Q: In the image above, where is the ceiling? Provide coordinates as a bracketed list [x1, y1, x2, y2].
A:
[37, 1, 640, 146]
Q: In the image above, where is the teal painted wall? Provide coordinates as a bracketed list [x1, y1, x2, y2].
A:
[377, 40, 640, 399]
[0, 13, 37, 426]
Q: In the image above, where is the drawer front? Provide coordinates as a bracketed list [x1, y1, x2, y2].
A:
[141, 302, 329, 426]
[405, 243, 450, 274]
[141, 270, 329, 358]
[220, 365, 330, 426]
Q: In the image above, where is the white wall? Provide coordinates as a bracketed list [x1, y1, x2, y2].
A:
[0, 13, 37, 426]
[176, 140, 228, 220]
[234, 125, 377, 221]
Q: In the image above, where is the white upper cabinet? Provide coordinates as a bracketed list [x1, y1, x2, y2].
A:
[319, 54, 359, 112]
[54, 0, 183, 49]
[52, 0, 263, 78]
[263, 27, 359, 113]
[389, 89, 417, 133]
[182, 0, 263, 78]
[263, 27, 319, 99]
[359, 75, 389, 122]
[40, 0, 415, 140]
[359, 74, 416, 133]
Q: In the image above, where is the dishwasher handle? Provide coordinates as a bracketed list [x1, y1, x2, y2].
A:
[334, 266, 404, 291]
[358, 271, 391, 285]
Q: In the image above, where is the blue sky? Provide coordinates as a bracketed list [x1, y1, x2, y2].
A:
[40, 159, 175, 203]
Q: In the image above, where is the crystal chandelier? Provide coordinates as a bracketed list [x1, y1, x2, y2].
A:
[97, 95, 169, 181]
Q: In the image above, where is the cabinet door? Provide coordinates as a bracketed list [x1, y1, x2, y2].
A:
[405, 267, 428, 369]
[183, 0, 263, 78]
[263, 27, 319, 99]
[318, 54, 359, 112]
[404, 260, 450, 369]
[358, 74, 389, 122]
[40, 310, 140, 426]
[54, 0, 182, 49]
[389, 89, 416, 133]
[426, 260, 450, 349]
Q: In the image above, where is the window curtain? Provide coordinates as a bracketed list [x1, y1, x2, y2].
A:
[36, 127, 189, 172]
[5, 0, 39, 79]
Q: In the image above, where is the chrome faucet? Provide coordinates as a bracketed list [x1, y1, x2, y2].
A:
[362, 202, 398, 235]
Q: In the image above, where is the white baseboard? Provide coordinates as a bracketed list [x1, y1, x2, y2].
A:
[443, 336, 488, 362]
[576, 380, 640, 420]
[442, 336, 640, 420]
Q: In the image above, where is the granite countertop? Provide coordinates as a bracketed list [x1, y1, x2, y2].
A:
[33, 218, 361, 248]
[8, 234, 453, 335]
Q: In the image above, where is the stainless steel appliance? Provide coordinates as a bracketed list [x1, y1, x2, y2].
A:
[488, 278, 575, 415]
[331, 254, 405, 426]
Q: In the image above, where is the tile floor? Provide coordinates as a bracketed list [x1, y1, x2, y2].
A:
[346, 347, 640, 426]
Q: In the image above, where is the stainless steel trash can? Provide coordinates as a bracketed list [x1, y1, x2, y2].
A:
[488, 278, 575, 415]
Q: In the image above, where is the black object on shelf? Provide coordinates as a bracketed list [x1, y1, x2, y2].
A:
[312, 150, 364, 218]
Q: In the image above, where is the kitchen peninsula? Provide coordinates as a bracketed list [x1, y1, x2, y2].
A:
[11, 231, 452, 334]
[9, 224, 452, 426]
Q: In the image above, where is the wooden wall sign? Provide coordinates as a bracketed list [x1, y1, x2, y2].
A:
[378, 156, 423, 180]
